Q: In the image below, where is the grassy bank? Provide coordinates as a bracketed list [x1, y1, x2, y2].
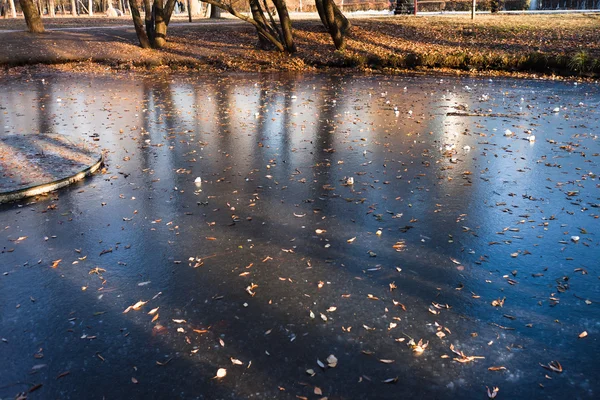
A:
[1, 14, 599, 77]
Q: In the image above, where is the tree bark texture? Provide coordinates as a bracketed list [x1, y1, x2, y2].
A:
[209, 2, 220, 17]
[19, 0, 44, 32]
[316, 0, 350, 50]
[249, 0, 273, 49]
[271, 0, 295, 53]
[153, 0, 167, 48]
[128, 0, 151, 47]
[129, 0, 176, 49]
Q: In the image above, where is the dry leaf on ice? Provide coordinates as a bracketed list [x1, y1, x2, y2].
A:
[123, 300, 148, 313]
[487, 386, 499, 399]
[326, 354, 338, 368]
[215, 368, 227, 379]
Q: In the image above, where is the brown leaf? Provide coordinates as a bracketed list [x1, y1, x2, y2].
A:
[487, 386, 499, 399]
[56, 371, 70, 379]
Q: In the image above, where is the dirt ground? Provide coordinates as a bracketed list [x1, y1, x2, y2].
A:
[0, 13, 599, 77]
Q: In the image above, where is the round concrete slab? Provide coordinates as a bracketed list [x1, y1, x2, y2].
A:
[0, 133, 103, 203]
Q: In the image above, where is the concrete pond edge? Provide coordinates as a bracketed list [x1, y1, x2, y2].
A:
[0, 153, 104, 204]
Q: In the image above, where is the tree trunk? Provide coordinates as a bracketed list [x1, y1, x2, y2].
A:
[271, 0, 295, 53]
[8, 0, 17, 17]
[249, 0, 273, 49]
[88, 0, 92, 14]
[19, 0, 45, 32]
[70, 0, 76, 14]
[316, 0, 350, 50]
[129, 0, 151, 47]
[48, 0, 55, 16]
[315, 0, 328, 27]
[209, 1, 220, 17]
[129, 0, 176, 48]
[152, 0, 167, 48]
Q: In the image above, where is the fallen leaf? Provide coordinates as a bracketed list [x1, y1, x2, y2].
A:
[487, 386, 499, 399]
[56, 371, 70, 379]
[123, 300, 148, 313]
[215, 368, 227, 378]
[326, 354, 338, 368]
[544, 360, 563, 373]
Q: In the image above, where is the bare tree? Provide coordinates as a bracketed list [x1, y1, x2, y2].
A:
[128, 0, 177, 48]
[19, 0, 45, 32]
[70, 0, 76, 14]
[202, 0, 296, 52]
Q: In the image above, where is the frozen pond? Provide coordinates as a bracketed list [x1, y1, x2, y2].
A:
[0, 73, 598, 399]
